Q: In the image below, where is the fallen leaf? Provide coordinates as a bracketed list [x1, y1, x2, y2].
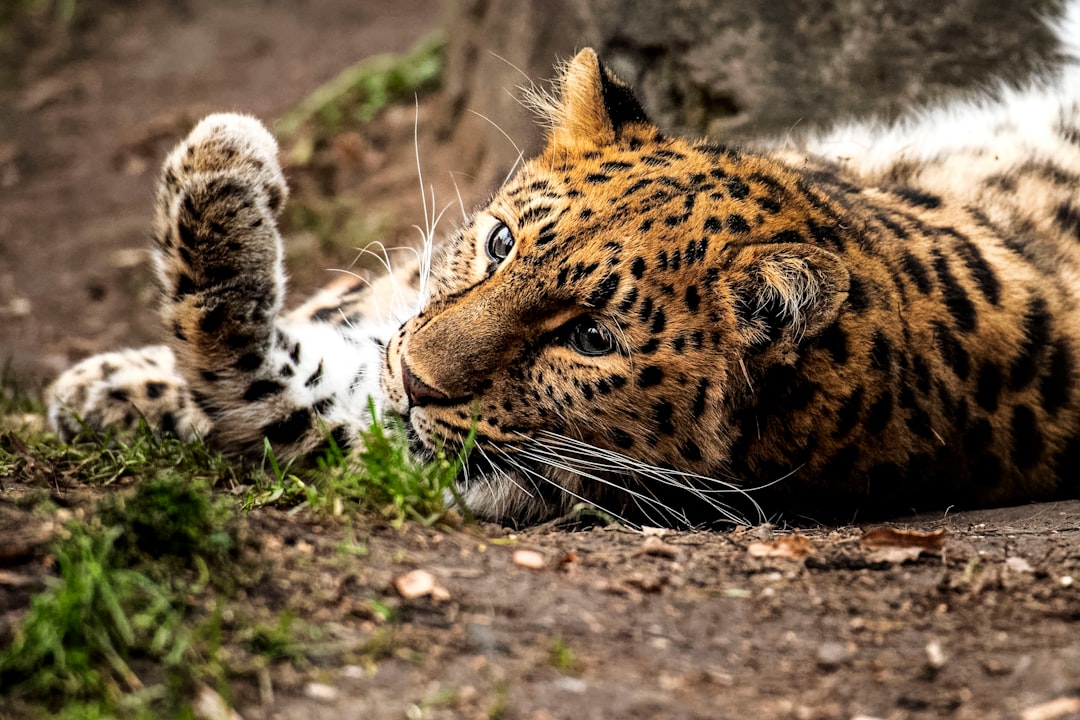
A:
[861, 527, 946, 550]
[637, 535, 680, 559]
[747, 534, 813, 559]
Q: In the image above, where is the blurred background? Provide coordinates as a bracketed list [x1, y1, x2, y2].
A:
[0, 0, 1063, 386]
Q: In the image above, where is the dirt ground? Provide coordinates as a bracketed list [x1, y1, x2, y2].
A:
[1, 2, 1079, 719]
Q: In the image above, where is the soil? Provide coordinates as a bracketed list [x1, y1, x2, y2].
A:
[1, 2, 1079, 719]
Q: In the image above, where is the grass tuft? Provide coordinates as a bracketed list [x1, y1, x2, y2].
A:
[247, 402, 472, 528]
[0, 521, 189, 704]
[277, 30, 445, 146]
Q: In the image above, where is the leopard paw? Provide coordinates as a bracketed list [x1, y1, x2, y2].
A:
[152, 113, 289, 376]
[47, 345, 211, 442]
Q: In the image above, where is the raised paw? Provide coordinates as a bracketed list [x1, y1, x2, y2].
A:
[47, 345, 210, 442]
[152, 113, 289, 375]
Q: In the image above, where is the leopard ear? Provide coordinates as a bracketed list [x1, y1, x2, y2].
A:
[546, 48, 649, 146]
[731, 244, 850, 349]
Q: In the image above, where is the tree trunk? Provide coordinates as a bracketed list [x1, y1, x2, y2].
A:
[439, 0, 1060, 187]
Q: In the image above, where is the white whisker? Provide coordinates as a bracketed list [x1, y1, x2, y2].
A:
[467, 108, 523, 160]
[513, 447, 697, 527]
[448, 172, 469, 222]
[526, 431, 766, 525]
[495, 447, 640, 527]
[478, 443, 534, 499]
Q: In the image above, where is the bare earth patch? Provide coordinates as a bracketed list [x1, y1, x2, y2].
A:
[2, 483, 1078, 719]
[1, 2, 1079, 718]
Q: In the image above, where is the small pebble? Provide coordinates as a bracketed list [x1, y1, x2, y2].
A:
[1006, 557, 1034, 574]
[192, 684, 242, 720]
[925, 639, 947, 669]
[304, 682, 339, 701]
[554, 677, 588, 694]
[513, 549, 546, 570]
[639, 535, 679, 558]
[394, 569, 450, 600]
[816, 641, 853, 669]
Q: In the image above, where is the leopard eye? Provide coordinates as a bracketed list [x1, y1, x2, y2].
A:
[567, 317, 617, 356]
[485, 222, 515, 262]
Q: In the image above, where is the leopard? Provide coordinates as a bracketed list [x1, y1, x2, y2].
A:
[48, 6, 1080, 526]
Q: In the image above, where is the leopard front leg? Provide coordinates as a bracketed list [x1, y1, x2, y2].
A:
[154, 114, 383, 460]
[47, 345, 209, 442]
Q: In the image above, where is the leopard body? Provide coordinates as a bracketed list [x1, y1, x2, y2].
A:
[49, 7, 1080, 525]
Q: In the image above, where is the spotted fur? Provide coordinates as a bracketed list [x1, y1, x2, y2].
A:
[49, 8, 1080, 525]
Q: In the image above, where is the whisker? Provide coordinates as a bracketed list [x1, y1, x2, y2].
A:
[467, 108, 523, 161]
[496, 448, 640, 527]
[478, 443, 534, 499]
[486, 50, 533, 84]
[525, 448, 740, 527]
[526, 431, 764, 525]
[448, 171, 469, 222]
[413, 99, 430, 250]
[513, 447, 695, 527]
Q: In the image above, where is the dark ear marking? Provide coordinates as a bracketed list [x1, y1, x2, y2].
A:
[597, 61, 649, 132]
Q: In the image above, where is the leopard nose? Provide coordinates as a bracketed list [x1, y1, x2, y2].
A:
[400, 357, 450, 408]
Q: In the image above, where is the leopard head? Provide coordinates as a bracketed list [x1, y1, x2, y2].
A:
[382, 49, 850, 525]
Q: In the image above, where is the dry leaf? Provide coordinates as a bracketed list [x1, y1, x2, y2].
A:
[637, 535, 680, 559]
[860, 527, 946, 550]
[861, 527, 946, 564]
[747, 534, 813, 559]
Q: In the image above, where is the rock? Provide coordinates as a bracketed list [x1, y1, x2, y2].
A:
[394, 569, 451, 600]
[815, 641, 854, 669]
[193, 684, 243, 720]
[441, 0, 1061, 188]
[1006, 557, 1035, 574]
[513, 549, 546, 570]
[304, 682, 339, 701]
[925, 639, 947, 669]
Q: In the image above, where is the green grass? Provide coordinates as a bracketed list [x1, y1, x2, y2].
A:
[0, 522, 187, 702]
[0, 419, 241, 492]
[0, 26, 458, 715]
[0, 474, 230, 717]
[277, 30, 445, 149]
[246, 400, 472, 528]
[1, 381, 471, 716]
[548, 636, 580, 673]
